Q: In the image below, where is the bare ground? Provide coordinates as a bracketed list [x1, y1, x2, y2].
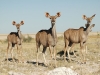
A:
[0, 32, 100, 75]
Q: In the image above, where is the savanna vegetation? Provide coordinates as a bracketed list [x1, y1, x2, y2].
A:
[0, 33, 100, 75]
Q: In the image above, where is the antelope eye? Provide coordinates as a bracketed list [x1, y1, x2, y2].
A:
[50, 18, 51, 19]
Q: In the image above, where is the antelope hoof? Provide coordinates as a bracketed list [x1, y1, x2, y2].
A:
[68, 60, 71, 63]
[36, 63, 38, 67]
[81, 61, 86, 64]
[74, 55, 77, 58]
[83, 61, 86, 64]
[54, 65, 58, 68]
[44, 62, 48, 67]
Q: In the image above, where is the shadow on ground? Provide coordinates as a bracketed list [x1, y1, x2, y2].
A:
[57, 50, 78, 57]
[4, 58, 19, 62]
[27, 61, 47, 67]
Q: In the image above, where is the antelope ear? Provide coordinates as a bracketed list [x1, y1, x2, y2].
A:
[90, 24, 95, 29]
[20, 20, 24, 25]
[92, 24, 95, 27]
[45, 12, 50, 18]
[83, 15, 87, 20]
[91, 14, 96, 19]
[12, 21, 16, 25]
[56, 12, 61, 17]
[85, 24, 90, 28]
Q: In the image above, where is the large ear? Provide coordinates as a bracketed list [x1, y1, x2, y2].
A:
[12, 21, 16, 25]
[91, 24, 95, 27]
[85, 24, 90, 28]
[91, 14, 96, 19]
[82, 15, 87, 20]
[45, 12, 50, 18]
[90, 24, 95, 29]
[56, 12, 61, 17]
[20, 20, 24, 25]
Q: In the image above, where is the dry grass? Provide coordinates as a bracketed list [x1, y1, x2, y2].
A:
[0, 33, 100, 75]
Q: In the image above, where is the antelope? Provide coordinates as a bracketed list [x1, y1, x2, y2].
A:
[63, 23, 95, 63]
[71, 14, 96, 56]
[36, 12, 61, 67]
[83, 14, 96, 24]
[7, 21, 24, 63]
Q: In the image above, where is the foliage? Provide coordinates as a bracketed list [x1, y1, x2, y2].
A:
[23, 35, 33, 43]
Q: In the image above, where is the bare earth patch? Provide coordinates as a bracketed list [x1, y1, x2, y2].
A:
[0, 32, 100, 75]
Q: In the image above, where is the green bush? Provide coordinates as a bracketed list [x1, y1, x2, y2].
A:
[23, 35, 33, 43]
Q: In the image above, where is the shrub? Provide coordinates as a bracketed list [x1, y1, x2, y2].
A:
[23, 35, 33, 43]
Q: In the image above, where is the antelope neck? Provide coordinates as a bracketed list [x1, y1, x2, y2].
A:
[51, 23, 57, 39]
[84, 24, 90, 36]
[17, 29, 21, 39]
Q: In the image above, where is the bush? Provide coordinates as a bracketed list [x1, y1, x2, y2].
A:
[23, 35, 33, 43]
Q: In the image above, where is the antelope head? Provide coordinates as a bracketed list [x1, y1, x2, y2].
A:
[83, 14, 96, 24]
[45, 12, 61, 26]
[12, 21, 24, 31]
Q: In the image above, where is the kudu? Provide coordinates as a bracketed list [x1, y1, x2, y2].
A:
[71, 14, 96, 57]
[64, 24, 95, 63]
[7, 21, 24, 63]
[64, 19, 95, 63]
[36, 12, 61, 67]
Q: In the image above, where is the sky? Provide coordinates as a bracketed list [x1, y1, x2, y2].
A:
[0, 0, 100, 34]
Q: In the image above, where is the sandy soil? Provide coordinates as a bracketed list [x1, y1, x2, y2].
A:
[0, 32, 100, 75]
